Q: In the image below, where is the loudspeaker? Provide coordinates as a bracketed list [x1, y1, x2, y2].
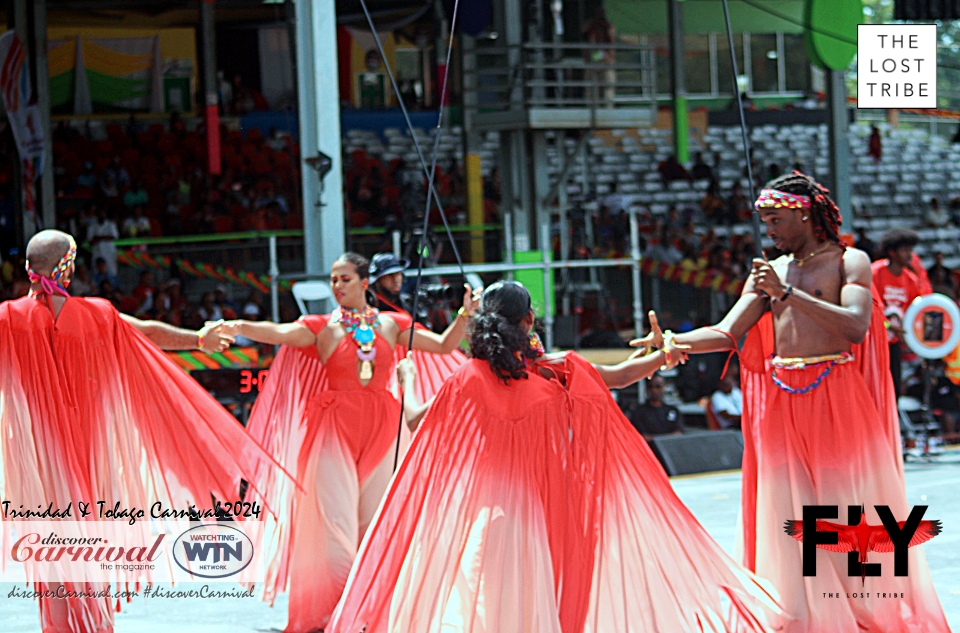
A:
[648, 430, 744, 477]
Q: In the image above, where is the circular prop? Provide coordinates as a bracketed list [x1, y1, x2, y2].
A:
[903, 293, 960, 359]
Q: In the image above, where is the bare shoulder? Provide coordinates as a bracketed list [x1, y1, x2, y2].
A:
[379, 312, 402, 334]
[841, 247, 872, 285]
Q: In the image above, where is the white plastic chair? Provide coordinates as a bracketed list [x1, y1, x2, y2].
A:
[292, 281, 333, 316]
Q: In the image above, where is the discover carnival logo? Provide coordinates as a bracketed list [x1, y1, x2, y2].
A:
[173, 524, 254, 579]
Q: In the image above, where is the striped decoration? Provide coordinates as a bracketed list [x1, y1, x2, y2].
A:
[165, 346, 269, 373]
[118, 248, 293, 294]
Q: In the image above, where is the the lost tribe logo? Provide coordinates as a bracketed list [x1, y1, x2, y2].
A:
[784, 505, 941, 584]
[173, 524, 254, 579]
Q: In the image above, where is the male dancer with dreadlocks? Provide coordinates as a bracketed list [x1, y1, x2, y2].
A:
[649, 173, 950, 632]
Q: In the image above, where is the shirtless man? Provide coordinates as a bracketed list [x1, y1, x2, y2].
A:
[645, 173, 950, 632]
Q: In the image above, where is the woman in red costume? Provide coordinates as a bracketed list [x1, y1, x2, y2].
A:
[0, 230, 280, 633]
[655, 173, 951, 632]
[326, 280, 782, 633]
[223, 252, 477, 633]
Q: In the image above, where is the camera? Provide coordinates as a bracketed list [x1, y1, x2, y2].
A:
[418, 284, 461, 303]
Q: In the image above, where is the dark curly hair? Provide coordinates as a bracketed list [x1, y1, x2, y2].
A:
[878, 228, 919, 259]
[765, 171, 843, 246]
[469, 281, 538, 383]
[334, 252, 377, 306]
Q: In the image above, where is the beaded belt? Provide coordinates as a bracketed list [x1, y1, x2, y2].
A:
[770, 352, 853, 395]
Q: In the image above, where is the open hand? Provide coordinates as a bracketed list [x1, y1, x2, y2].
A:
[461, 283, 482, 317]
[628, 310, 664, 353]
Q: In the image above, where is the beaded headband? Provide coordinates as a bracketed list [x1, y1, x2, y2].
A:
[25, 235, 77, 296]
[755, 189, 812, 211]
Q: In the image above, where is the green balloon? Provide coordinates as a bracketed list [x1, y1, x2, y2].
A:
[805, 0, 863, 71]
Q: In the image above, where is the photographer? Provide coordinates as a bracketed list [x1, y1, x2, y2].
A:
[370, 253, 413, 314]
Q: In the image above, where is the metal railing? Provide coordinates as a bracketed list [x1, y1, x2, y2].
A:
[464, 41, 657, 118]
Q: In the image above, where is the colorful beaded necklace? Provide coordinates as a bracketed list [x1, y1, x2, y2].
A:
[333, 305, 381, 380]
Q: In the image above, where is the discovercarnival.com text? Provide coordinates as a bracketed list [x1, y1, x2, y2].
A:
[7, 584, 255, 600]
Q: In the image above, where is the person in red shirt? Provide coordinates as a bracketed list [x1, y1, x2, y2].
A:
[872, 228, 923, 396]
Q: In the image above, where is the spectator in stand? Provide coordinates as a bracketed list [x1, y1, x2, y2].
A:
[132, 270, 156, 316]
[710, 373, 743, 430]
[92, 257, 121, 292]
[691, 152, 714, 181]
[197, 291, 224, 324]
[215, 284, 239, 318]
[99, 171, 119, 200]
[929, 251, 955, 296]
[149, 286, 172, 322]
[164, 279, 187, 326]
[855, 226, 878, 260]
[123, 179, 149, 209]
[868, 124, 882, 163]
[925, 197, 951, 228]
[122, 204, 152, 238]
[700, 179, 726, 224]
[728, 181, 751, 223]
[629, 374, 683, 441]
[906, 360, 959, 436]
[87, 208, 119, 275]
[98, 280, 122, 310]
[644, 229, 682, 264]
[873, 228, 923, 396]
[257, 183, 289, 216]
[241, 290, 264, 321]
[76, 162, 97, 189]
[69, 261, 96, 297]
[104, 156, 131, 190]
[657, 155, 692, 184]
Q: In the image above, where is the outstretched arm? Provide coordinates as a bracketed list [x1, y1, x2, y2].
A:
[631, 274, 770, 357]
[120, 315, 233, 352]
[402, 284, 481, 355]
[592, 348, 683, 389]
[221, 319, 316, 347]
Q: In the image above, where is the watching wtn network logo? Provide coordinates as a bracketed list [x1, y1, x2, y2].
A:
[173, 524, 255, 579]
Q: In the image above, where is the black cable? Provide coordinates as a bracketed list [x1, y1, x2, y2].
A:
[721, 0, 765, 257]
[356, 1, 468, 282]
[355, 0, 464, 473]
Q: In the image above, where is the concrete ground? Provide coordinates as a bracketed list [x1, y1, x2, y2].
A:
[3, 451, 957, 632]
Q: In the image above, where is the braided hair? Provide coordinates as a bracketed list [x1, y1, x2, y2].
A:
[765, 171, 843, 246]
[469, 281, 539, 383]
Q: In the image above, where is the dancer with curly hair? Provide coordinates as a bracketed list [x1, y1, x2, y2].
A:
[327, 281, 783, 633]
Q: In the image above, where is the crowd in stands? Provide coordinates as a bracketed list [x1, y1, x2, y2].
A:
[52, 114, 301, 245]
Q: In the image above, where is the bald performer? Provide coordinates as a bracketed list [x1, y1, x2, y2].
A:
[1, 230, 280, 633]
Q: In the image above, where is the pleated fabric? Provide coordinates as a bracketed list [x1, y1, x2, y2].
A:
[737, 298, 951, 632]
[0, 296, 280, 633]
[244, 312, 466, 631]
[329, 354, 782, 633]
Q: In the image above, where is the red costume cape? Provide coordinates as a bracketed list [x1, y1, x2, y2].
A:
[329, 354, 781, 633]
[737, 290, 950, 631]
[0, 296, 281, 632]
[244, 312, 466, 609]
